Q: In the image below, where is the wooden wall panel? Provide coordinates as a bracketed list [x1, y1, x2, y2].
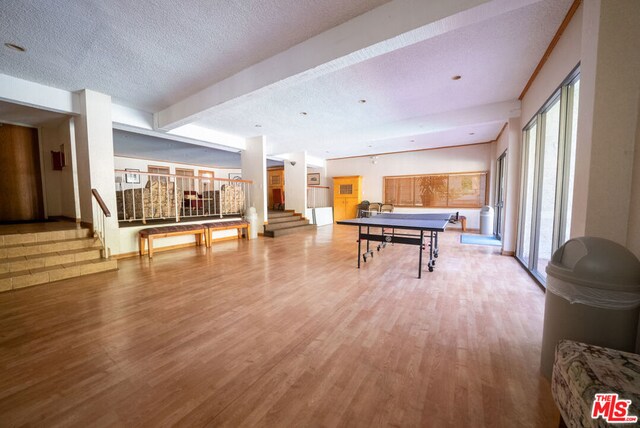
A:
[0, 124, 44, 222]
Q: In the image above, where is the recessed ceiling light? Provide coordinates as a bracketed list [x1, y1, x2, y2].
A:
[5, 43, 26, 52]
[325, 151, 330, 153]
[368, 145, 372, 147]
[410, 139, 415, 143]
[451, 75, 462, 80]
[255, 124, 262, 128]
[300, 112, 308, 116]
[359, 99, 367, 104]
[469, 132, 475, 135]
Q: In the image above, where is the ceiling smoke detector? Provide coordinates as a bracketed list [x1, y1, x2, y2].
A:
[451, 75, 462, 80]
[359, 99, 367, 104]
[5, 43, 26, 52]
[300, 112, 308, 116]
[255, 124, 262, 128]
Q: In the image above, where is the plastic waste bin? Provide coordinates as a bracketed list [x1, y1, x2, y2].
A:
[245, 206, 258, 240]
[540, 236, 640, 378]
[479, 206, 494, 235]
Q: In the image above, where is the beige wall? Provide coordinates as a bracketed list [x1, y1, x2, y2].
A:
[326, 143, 493, 229]
[40, 118, 78, 219]
[626, 95, 640, 258]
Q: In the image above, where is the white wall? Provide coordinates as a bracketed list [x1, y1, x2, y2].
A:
[326, 143, 493, 229]
[284, 152, 307, 216]
[521, 6, 582, 127]
[40, 118, 78, 219]
[118, 218, 239, 255]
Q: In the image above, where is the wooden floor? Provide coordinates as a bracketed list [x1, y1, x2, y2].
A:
[0, 225, 558, 427]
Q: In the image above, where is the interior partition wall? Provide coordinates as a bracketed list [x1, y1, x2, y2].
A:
[517, 68, 580, 285]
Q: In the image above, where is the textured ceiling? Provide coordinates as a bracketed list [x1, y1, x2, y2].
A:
[0, 0, 388, 111]
[194, 0, 572, 158]
[0, 0, 573, 160]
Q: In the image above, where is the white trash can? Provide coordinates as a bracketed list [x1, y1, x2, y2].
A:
[540, 236, 640, 378]
[479, 206, 494, 235]
[245, 206, 258, 240]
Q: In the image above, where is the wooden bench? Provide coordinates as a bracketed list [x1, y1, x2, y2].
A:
[139, 224, 206, 258]
[203, 220, 250, 245]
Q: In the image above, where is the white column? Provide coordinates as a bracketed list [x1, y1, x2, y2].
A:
[284, 152, 308, 217]
[74, 89, 120, 254]
[571, 0, 640, 246]
[241, 136, 268, 227]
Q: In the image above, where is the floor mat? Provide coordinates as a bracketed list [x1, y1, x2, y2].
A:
[460, 234, 502, 247]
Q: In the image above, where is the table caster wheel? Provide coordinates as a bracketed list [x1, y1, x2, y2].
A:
[363, 255, 367, 263]
[428, 267, 434, 272]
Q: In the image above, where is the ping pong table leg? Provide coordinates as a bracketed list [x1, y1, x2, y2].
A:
[418, 230, 424, 279]
[428, 232, 435, 272]
[434, 231, 439, 258]
[357, 226, 361, 269]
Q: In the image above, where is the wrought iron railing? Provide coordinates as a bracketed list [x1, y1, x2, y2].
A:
[307, 186, 331, 208]
[115, 170, 252, 224]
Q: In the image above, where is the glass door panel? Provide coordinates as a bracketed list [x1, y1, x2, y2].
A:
[535, 99, 561, 279]
[519, 124, 537, 266]
[563, 79, 580, 242]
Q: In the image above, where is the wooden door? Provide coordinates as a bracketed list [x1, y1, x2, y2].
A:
[267, 168, 285, 209]
[333, 176, 362, 222]
[0, 124, 44, 222]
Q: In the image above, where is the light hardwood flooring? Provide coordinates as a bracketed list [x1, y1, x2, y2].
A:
[0, 225, 558, 427]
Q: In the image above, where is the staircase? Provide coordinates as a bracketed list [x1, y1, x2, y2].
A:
[0, 227, 117, 292]
[264, 211, 316, 237]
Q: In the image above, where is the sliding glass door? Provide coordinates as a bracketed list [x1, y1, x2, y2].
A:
[517, 71, 580, 285]
[494, 151, 507, 240]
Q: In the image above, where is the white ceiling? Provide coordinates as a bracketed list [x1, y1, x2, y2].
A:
[0, 0, 388, 111]
[194, 0, 571, 158]
[0, 0, 573, 160]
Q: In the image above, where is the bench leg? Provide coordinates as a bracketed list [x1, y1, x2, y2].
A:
[237, 228, 242, 239]
[205, 230, 211, 248]
[139, 236, 146, 256]
[148, 236, 154, 259]
[461, 218, 467, 232]
[247, 225, 251, 240]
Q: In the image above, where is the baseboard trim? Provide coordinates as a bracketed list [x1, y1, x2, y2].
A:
[501, 250, 515, 256]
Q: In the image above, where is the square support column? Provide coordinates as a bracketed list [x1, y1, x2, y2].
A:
[241, 136, 268, 227]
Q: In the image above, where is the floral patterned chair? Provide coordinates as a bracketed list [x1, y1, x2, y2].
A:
[552, 339, 640, 427]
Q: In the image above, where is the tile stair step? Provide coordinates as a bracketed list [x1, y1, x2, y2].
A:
[267, 211, 298, 219]
[267, 215, 303, 224]
[264, 224, 317, 238]
[0, 247, 103, 275]
[0, 258, 118, 293]
[0, 228, 92, 247]
[0, 238, 101, 259]
[264, 219, 309, 231]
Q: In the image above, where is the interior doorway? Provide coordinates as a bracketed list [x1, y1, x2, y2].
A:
[0, 123, 45, 222]
[494, 150, 507, 240]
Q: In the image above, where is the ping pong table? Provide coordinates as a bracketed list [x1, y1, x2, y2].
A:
[337, 212, 453, 278]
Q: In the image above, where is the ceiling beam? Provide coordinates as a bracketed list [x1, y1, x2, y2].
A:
[155, 0, 542, 131]
[0, 73, 79, 115]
